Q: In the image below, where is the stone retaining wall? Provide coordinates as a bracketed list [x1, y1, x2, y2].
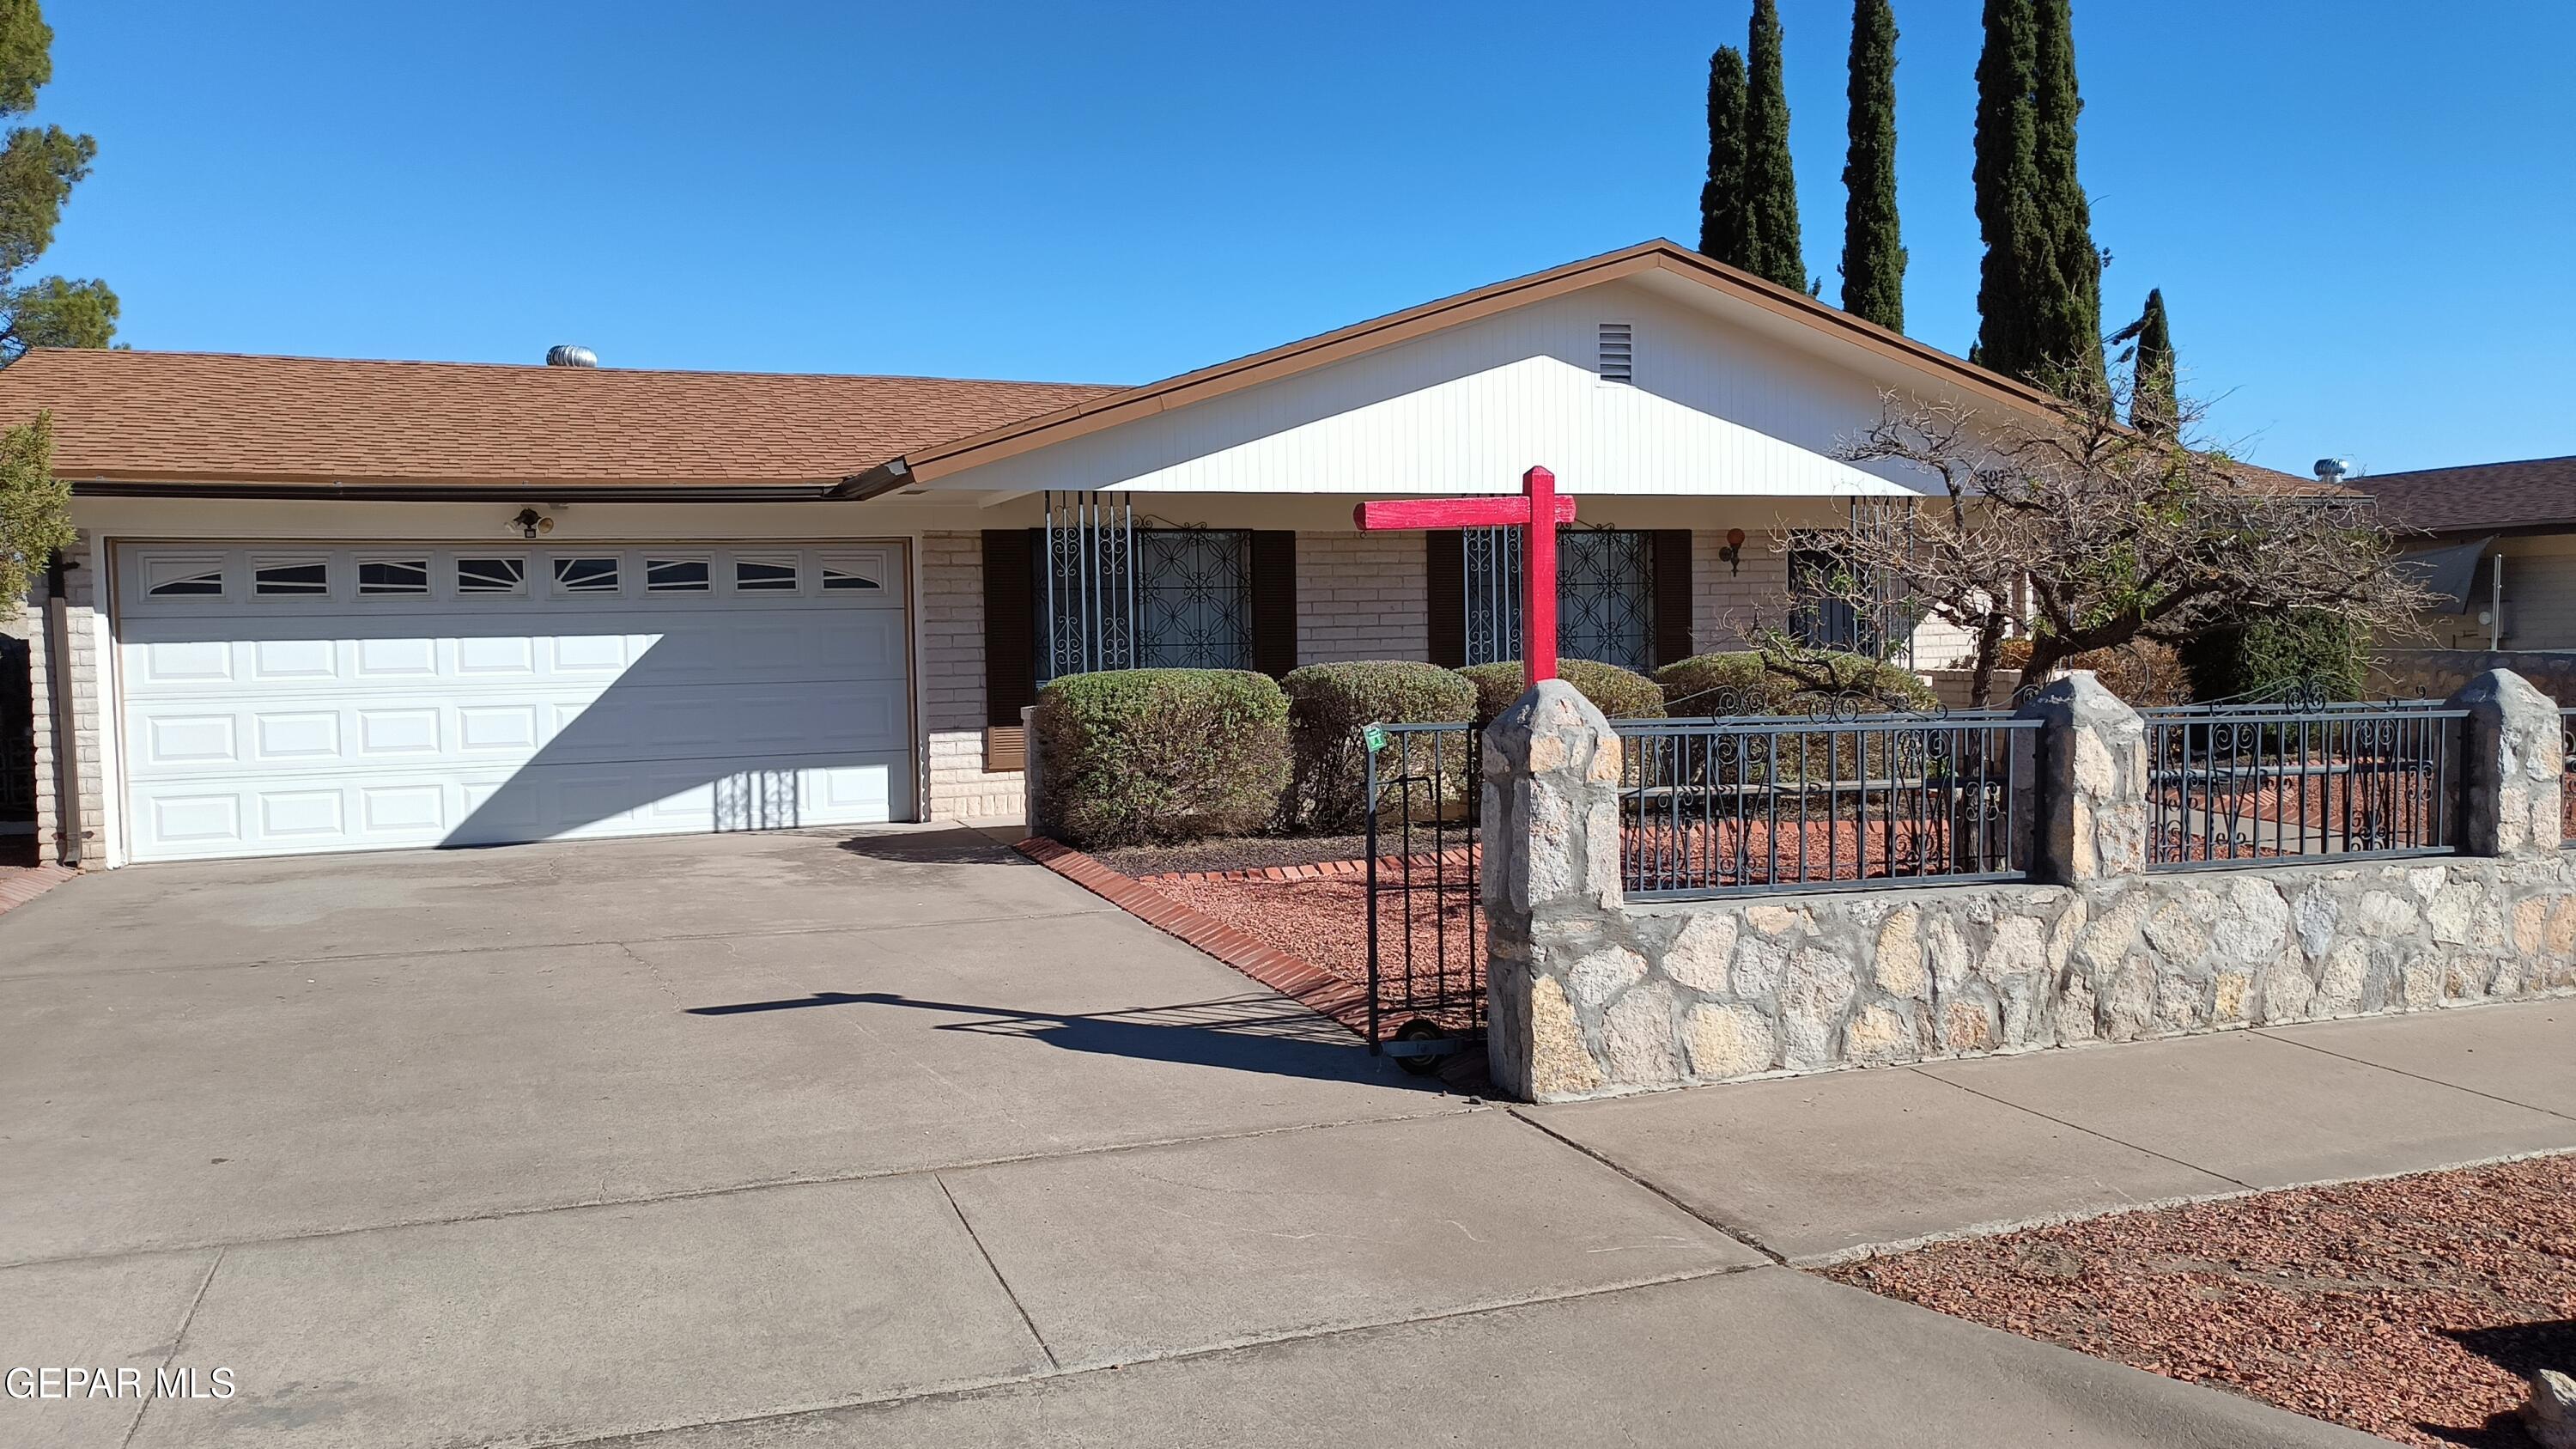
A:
[1484, 670, 2576, 1104]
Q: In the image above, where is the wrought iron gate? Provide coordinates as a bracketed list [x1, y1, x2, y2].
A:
[1361, 721, 1485, 1073]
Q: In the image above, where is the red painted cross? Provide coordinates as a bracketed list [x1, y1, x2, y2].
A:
[1353, 466, 1577, 689]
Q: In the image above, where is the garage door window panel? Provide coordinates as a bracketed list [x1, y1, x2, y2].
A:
[734, 556, 799, 593]
[357, 558, 430, 596]
[252, 557, 331, 598]
[457, 557, 528, 596]
[647, 558, 710, 593]
[552, 557, 621, 595]
[144, 554, 228, 599]
[820, 553, 884, 591]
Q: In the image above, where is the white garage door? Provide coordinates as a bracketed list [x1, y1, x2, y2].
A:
[114, 542, 914, 861]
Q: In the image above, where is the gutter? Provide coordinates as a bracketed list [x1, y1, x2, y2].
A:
[827, 459, 910, 502]
[41, 555, 82, 868]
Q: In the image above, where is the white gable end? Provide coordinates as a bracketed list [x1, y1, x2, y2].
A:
[925, 280, 1926, 499]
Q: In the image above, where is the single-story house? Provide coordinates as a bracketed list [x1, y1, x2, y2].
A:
[2351, 454, 2576, 653]
[6, 240, 2099, 868]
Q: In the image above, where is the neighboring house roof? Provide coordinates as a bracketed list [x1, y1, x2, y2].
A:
[843, 238, 2070, 496]
[2348, 455, 2576, 534]
[0, 348, 1116, 493]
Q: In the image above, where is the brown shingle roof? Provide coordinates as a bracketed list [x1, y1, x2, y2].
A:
[2348, 455, 2576, 534]
[0, 348, 1118, 490]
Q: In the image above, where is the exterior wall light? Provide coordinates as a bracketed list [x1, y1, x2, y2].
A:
[508, 508, 556, 539]
[1719, 527, 1747, 575]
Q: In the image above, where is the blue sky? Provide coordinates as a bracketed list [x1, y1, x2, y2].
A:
[32, 2, 2573, 475]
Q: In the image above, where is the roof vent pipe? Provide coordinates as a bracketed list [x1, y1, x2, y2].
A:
[545, 344, 598, 368]
[2313, 457, 2353, 484]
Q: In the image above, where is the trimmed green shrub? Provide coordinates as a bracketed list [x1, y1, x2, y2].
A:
[1653, 650, 1935, 716]
[1457, 659, 1666, 728]
[1282, 661, 1476, 832]
[2178, 611, 2368, 703]
[1031, 669, 1291, 848]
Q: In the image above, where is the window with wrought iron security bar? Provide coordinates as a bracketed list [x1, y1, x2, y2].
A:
[1461, 527, 1657, 673]
[1033, 491, 1253, 683]
[1786, 497, 1920, 669]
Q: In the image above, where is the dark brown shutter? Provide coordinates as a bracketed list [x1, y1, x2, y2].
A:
[1249, 531, 1299, 677]
[982, 529, 1036, 726]
[1425, 529, 1465, 667]
[1651, 528, 1696, 667]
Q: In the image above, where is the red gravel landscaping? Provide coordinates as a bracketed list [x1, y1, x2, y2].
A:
[1825, 1154, 2576, 1447]
[1144, 858, 1482, 1036]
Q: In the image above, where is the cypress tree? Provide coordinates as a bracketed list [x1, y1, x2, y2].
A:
[1738, 0, 1806, 291]
[1971, 0, 2039, 376]
[1698, 46, 1750, 267]
[2029, 0, 2102, 386]
[1838, 0, 1904, 331]
[2129, 288, 2177, 434]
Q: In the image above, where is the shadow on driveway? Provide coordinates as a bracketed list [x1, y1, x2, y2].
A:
[832, 828, 1027, 866]
[685, 989, 1437, 1088]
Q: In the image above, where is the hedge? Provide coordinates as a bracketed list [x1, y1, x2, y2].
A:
[1653, 650, 1936, 716]
[1457, 659, 1666, 728]
[1030, 669, 1291, 848]
[2178, 611, 2367, 703]
[1281, 661, 1476, 832]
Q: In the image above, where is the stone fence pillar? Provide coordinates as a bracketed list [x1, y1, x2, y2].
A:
[2015, 672, 2149, 882]
[2451, 668, 2562, 858]
[1482, 680, 1625, 1101]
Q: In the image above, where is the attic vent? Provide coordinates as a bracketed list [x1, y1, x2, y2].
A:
[1597, 322, 1633, 384]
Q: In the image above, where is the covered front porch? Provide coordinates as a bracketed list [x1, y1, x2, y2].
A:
[908, 490, 1959, 819]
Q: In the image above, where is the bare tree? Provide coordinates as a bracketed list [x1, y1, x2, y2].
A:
[1780, 378, 2428, 708]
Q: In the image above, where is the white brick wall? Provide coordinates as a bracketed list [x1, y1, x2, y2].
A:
[21, 534, 104, 867]
[1296, 533, 1427, 663]
[920, 530, 1024, 821]
[1692, 529, 1789, 654]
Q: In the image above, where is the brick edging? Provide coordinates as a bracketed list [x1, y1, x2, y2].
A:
[1131, 845, 1478, 889]
[1013, 837, 1375, 1038]
[0, 864, 75, 917]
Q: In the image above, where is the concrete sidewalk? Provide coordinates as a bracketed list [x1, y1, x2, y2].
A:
[4, 830, 2548, 1447]
[1528, 996, 2574, 1263]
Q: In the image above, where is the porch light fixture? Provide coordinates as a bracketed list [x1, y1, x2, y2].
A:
[1719, 527, 1747, 575]
[508, 508, 556, 539]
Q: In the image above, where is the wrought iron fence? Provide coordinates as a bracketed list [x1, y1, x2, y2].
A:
[2143, 694, 2463, 869]
[1361, 721, 1483, 1070]
[1615, 706, 2037, 898]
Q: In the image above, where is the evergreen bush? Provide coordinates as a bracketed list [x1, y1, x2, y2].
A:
[1281, 661, 1475, 832]
[2178, 611, 2368, 703]
[1030, 669, 1291, 848]
[1457, 660, 1666, 728]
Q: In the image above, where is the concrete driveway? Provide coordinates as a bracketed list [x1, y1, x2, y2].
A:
[1, 829, 2383, 1448]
